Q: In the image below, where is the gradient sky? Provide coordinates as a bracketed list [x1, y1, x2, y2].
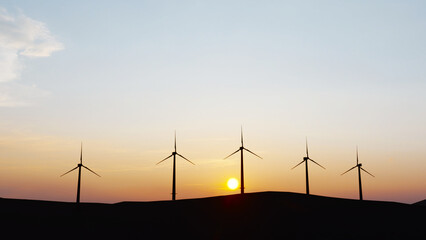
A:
[0, 1, 425, 204]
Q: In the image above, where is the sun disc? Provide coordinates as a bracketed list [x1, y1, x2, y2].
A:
[227, 178, 239, 190]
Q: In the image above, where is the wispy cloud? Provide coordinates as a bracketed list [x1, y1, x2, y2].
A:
[0, 7, 63, 106]
[0, 82, 49, 107]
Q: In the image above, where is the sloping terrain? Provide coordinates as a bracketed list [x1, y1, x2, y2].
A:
[1, 192, 425, 239]
[413, 199, 426, 206]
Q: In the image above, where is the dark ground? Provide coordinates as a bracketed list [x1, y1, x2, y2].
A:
[1, 192, 425, 239]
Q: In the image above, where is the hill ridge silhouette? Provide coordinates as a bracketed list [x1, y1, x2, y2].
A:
[1, 191, 425, 239]
[413, 199, 426, 206]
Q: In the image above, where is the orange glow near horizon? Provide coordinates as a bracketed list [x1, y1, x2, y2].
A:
[0, 132, 425, 204]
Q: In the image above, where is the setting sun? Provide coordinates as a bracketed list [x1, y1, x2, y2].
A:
[227, 178, 239, 190]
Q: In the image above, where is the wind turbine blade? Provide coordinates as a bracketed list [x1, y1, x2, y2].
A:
[60, 166, 79, 177]
[241, 126, 244, 147]
[341, 165, 357, 175]
[82, 165, 101, 177]
[244, 148, 263, 159]
[305, 137, 309, 159]
[361, 167, 375, 177]
[174, 131, 177, 152]
[80, 142, 83, 164]
[291, 160, 305, 170]
[157, 154, 173, 165]
[309, 158, 326, 169]
[176, 153, 195, 165]
[356, 146, 359, 165]
[224, 149, 240, 159]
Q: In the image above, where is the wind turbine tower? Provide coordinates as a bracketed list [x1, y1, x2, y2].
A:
[224, 127, 262, 194]
[60, 142, 101, 204]
[157, 132, 195, 201]
[291, 138, 325, 195]
[341, 147, 374, 200]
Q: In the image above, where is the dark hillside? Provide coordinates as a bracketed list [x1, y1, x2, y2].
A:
[413, 199, 426, 206]
[1, 192, 425, 239]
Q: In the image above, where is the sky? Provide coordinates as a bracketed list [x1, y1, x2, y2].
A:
[0, 0, 425, 204]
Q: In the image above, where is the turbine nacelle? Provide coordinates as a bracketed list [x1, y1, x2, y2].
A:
[292, 139, 326, 170]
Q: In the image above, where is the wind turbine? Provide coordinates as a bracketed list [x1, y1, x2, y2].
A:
[341, 147, 374, 200]
[60, 142, 100, 204]
[224, 127, 262, 194]
[291, 138, 325, 195]
[157, 132, 195, 201]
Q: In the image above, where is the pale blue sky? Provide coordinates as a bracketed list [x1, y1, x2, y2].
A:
[0, 1, 425, 203]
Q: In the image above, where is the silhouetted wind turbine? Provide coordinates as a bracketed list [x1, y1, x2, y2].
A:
[291, 138, 325, 195]
[341, 147, 374, 200]
[60, 142, 100, 204]
[224, 127, 262, 194]
[157, 132, 194, 201]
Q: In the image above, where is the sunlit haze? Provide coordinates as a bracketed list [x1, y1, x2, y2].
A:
[0, 1, 425, 204]
[227, 178, 239, 190]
